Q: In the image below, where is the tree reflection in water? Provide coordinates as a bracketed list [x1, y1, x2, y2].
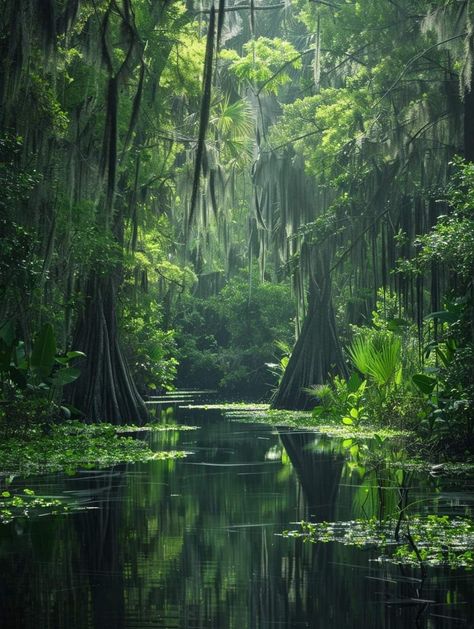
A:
[0, 409, 472, 628]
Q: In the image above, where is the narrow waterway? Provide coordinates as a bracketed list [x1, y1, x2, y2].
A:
[0, 406, 473, 628]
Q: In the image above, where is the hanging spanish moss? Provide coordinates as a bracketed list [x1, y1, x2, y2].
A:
[1, 0, 473, 426]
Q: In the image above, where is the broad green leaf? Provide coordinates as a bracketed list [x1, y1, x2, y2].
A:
[425, 309, 459, 324]
[387, 318, 409, 331]
[52, 367, 81, 387]
[0, 320, 15, 346]
[342, 416, 353, 425]
[66, 350, 86, 360]
[373, 433, 385, 446]
[60, 405, 72, 419]
[412, 373, 437, 395]
[56, 351, 85, 365]
[395, 469, 404, 486]
[350, 445, 359, 457]
[347, 371, 362, 393]
[31, 323, 56, 378]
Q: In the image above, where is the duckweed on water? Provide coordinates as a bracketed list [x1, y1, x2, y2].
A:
[116, 424, 199, 433]
[0, 488, 87, 524]
[190, 404, 407, 440]
[0, 421, 191, 478]
[283, 515, 474, 569]
[390, 459, 474, 475]
[179, 403, 270, 410]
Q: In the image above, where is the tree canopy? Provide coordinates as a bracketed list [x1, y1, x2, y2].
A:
[0, 0, 473, 442]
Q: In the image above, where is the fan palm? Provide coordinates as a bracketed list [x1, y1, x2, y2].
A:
[348, 333, 402, 389]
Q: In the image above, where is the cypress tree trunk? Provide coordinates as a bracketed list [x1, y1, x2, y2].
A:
[272, 250, 347, 410]
[67, 272, 149, 424]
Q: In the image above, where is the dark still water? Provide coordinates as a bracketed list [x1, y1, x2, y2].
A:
[0, 408, 473, 628]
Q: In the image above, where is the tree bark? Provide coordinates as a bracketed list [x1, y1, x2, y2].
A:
[67, 272, 149, 424]
[272, 249, 347, 410]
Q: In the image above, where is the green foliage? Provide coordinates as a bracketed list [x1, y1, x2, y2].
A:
[398, 161, 474, 448]
[348, 334, 402, 389]
[266, 341, 291, 392]
[28, 73, 69, 137]
[0, 0, 473, 461]
[0, 135, 40, 213]
[0, 421, 188, 478]
[309, 291, 434, 434]
[176, 272, 295, 397]
[210, 96, 254, 163]
[0, 488, 76, 524]
[185, 402, 407, 441]
[270, 86, 372, 180]
[120, 301, 178, 394]
[410, 305, 474, 451]
[0, 135, 43, 324]
[412, 159, 474, 281]
[119, 217, 196, 395]
[221, 38, 301, 94]
[0, 323, 84, 435]
[310, 373, 367, 429]
[284, 515, 474, 569]
[412, 373, 437, 395]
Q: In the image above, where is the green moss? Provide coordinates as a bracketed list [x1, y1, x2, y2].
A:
[283, 515, 474, 569]
[0, 421, 190, 478]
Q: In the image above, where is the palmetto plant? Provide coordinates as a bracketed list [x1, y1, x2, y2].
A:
[212, 96, 254, 162]
[348, 333, 402, 389]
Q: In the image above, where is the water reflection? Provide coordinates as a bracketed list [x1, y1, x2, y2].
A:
[0, 409, 472, 628]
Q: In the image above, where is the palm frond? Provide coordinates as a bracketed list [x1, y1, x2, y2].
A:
[348, 334, 401, 388]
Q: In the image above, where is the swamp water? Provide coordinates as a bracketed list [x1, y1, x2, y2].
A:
[0, 406, 473, 628]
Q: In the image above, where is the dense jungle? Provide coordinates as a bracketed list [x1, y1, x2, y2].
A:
[1, 1, 474, 627]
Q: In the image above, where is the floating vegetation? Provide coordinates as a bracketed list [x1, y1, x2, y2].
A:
[283, 515, 474, 569]
[181, 404, 472, 475]
[390, 459, 474, 476]
[0, 421, 190, 478]
[207, 405, 408, 440]
[180, 403, 270, 411]
[0, 488, 90, 524]
[116, 424, 199, 433]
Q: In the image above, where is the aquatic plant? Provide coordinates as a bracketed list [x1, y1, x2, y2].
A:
[0, 488, 84, 524]
[0, 421, 190, 477]
[283, 515, 474, 569]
